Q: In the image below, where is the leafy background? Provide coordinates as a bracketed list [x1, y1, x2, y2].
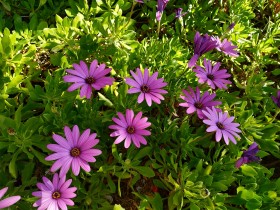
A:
[0, 0, 279, 209]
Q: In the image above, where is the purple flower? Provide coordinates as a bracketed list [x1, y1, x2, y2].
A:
[175, 8, 187, 18]
[0, 187, 21, 209]
[109, 109, 151, 148]
[125, 68, 168, 106]
[235, 142, 261, 168]
[194, 59, 232, 89]
[45, 125, 102, 177]
[32, 173, 77, 210]
[179, 87, 222, 119]
[63, 60, 114, 99]
[188, 32, 218, 68]
[156, 0, 169, 21]
[202, 107, 241, 145]
[228, 23, 235, 30]
[135, 0, 144, 3]
[212, 37, 239, 57]
[271, 90, 280, 108]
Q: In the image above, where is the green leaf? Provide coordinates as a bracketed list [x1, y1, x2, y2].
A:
[133, 146, 152, 160]
[98, 92, 113, 107]
[113, 204, 125, 210]
[133, 166, 155, 178]
[150, 193, 163, 210]
[14, 104, 23, 128]
[190, 203, 200, 210]
[245, 199, 262, 210]
[29, 13, 38, 31]
[241, 165, 258, 178]
[9, 149, 20, 178]
[0, 0, 11, 11]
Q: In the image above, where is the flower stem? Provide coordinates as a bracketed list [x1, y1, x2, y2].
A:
[157, 20, 161, 36]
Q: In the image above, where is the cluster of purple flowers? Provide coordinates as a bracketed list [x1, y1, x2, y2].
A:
[3, 2, 278, 210]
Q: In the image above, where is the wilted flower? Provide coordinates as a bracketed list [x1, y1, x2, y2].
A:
[194, 59, 232, 89]
[125, 68, 168, 106]
[0, 187, 21, 209]
[156, 0, 169, 21]
[32, 173, 77, 210]
[202, 107, 241, 145]
[271, 90, 280, 108]
[63, 60, 114, 99]
[175, 8, 187, 18]
[109, 109, 151, 148]
[179, 87, 222, 119]
[212, 37, 239, 57]
[46, 125, 102, 177]
[188, 32, 218, 68]
[235, 142, 261, 168]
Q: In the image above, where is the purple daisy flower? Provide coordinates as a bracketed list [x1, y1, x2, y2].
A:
[0, 187, 21, 209]
[179, 87, 222, 119]
[202, 107, 241, 145]
[235, 142, 261, 168]
[45, 125, 102, 177]
[32, 173, 77, 210]
[156, 0, 169, 21]
[212, 37, 239, 57]
[271, 90, 280, 108]
[109, 109, 151, 148]
[63, 60, 114, 99]
[175, 8, 187, 18]
[194, 59, 232, 89]
[125, 68, 168, 106]
[188, 32, 218, 68]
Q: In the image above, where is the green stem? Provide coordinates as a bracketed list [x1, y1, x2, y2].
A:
[124, 2, 136, 29]
[157, 20, 161, 36]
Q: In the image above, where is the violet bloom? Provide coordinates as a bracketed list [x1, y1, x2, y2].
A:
[194, 59, 232, 89]
[135, 0, 144, 3]
[271, 90, 280, 108]
[212, 37, 239, 57]
[45, 125, 102, 177]
[202, 107, 241, 145]
[188, 32, 218, 68]
[235, 142, 261, 168]
[125, 68, 168, 106]
[63, 60, 114, 99]
[156, 0, 169, 21]
[32, 173, 77, 210]
[0, 187, 21, 209]
[175, 8, 187, 18]
[179, 87, 222, 119]
[228, 23, 235, 30]
[109, 109, 151, 148]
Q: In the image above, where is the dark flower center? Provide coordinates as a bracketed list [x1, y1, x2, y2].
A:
[52, 191, 61, 199]
[70, 147, 81, 157]
[207, 74, 214, 80]
[194, 102, 203, 109]
[141, 85, 150, 93]
[85, 77, 95, 84]
[216, 122, 224, 129]
[126, 126, 135, 134]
